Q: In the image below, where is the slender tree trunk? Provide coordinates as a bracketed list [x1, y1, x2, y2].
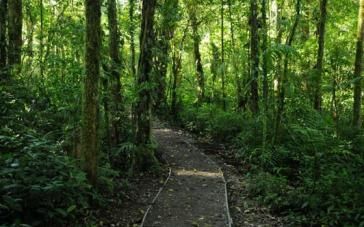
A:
[262, 0, 269, 110]
[249, 0, 259, 114]
[25, 3, 34, 61]
[313, 0, 327, 111]
[40, 0, 44, 80]
[227, 0, 243, 110]
[210, 42, 220, 101]
[221, 0, 226, 111]
[0, 0, 7, 79]
[352, 0, 364, 129]
[129, 0, 137, 136]
[171, 25, 188, 118]
[108, 0, 123, 145]
[81, 0, 102, 185]
[171, 49, 182, 119]
[129, 0, 136, 78]
[273, 0, 301, 145]
[8, 0, 22, 72]
[154, 0, 179, 114]
[190, 9, 205, 104]
[261, 0, 269, 148]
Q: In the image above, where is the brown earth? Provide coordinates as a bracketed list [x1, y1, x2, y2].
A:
[93, 121, 284, 227]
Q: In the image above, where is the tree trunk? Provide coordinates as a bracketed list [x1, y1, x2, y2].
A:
[261, 0, 269, 111]
[221, 0, 226, 111]
[261, 0, 269, 148]
[210, 42, 220, 101]
[313, 0, 327, 111]
[154, 0, 179, 114]
[81, 0, 102, 185]
[8, 0, 22, 72]
[129, 0, 136, 78]
[190, 8, 205, 104]
[40, 0, 44, 80]
[135, 0, 158, 168]
[249, 0, 259, 114]
[227, 0, 244, 110]
[352, 0, 364, 129]
[108, 0, 123, 145]
[0, 0, 7, 79]
[171, 48, 182, 119]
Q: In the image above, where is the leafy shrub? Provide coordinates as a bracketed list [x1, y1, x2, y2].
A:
[179, 104, 246, 142]
[0, 150, 96, 226]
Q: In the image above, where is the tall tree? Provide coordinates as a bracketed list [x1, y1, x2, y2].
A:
[261, 0, 269, 110]
[107, 0, 123, 145]
[313, 0, 328, 111]
[189, 4, 205, 104]
[81, 0, 102, 185]
[154, 0, 180, 114]
[221, 0, 226, 111]
[0, 0, 7, 78]
[227, 0, 244, 110]
[261, 0, 269, 148]
[129, 0, 136, 78]
[352, 0, 364, 129]
[135, 0, 158, 167]
[249, 0, 259, 113]
[8, 0, 22, 71]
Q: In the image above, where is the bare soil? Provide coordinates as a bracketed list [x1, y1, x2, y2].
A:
[142, 125, 231, 226]
[93, 121, 285, 227]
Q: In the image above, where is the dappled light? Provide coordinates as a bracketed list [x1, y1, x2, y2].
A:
[175, 169, 223, 178]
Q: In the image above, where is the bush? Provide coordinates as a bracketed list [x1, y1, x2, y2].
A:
[0, 150, 96, 226]
[179, 104, 246, 142]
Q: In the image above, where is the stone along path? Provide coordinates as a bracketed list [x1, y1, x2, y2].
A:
[142, 124, 232, 227]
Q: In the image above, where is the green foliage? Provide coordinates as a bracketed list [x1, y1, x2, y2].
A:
[0, 83, 106, 226]
[0, 150, 95, 226]
[180, 104, 245, 142]
[177, 100, 364, 226]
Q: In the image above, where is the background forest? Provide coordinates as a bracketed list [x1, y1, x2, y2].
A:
[0, 0, 364, 226]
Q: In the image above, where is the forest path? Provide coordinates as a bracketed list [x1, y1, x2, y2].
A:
[142, 122, 231, 227]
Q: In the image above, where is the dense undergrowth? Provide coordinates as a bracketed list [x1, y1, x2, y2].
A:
[0, 82, 135, 226]
[177, 103, 364, 226]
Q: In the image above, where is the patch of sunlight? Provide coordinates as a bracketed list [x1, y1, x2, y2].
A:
[158, 128, 172, 132]
[175, 169, 222, 178]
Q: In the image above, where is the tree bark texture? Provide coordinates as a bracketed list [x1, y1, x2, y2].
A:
[249, 0, 259, 113]
[81, 0, 102, 185]
[314, 0, 327, 111]
[8, 0, 22, 71]
[352, 0, 364, 129]
[108, 0, 123, 145]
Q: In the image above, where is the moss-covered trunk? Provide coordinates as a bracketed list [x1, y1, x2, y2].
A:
[81, 0, 102, 185]
[0, 0, 7, 79]
[8, 0, 22, 73]
[190, 9, 205, 104]
[135, 0, 158, 169]
[313, 0, 327, 111]
[353, 0, 364, 129]
[249, 0, 259, 114]
[107, 0, 123, 146]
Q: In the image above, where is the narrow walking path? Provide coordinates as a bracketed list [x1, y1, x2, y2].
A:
[142, 123, 231, 227]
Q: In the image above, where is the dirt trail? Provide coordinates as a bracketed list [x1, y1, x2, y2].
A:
[142, 124, 231, 227]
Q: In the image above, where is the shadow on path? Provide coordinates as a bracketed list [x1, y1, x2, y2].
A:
[142, 125, 231, 227]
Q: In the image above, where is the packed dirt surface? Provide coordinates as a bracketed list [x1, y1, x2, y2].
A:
[142, 124, 231, 226]
[94, 121, 284, 226]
